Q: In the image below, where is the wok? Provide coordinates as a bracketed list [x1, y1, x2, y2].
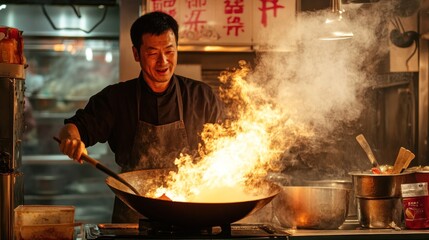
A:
[105, 169, 281, 227]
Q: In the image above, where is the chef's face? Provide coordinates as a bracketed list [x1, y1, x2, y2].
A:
[133, 29, 177, 92]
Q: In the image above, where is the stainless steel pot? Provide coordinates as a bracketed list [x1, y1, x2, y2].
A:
[349, 171, 415, 198]
[349, 171, 415, 228]
[357, 197, 403, 229]
[304, 179, 356, 218]
[105, 169, 281, 227]
[272, 186, 350, 229]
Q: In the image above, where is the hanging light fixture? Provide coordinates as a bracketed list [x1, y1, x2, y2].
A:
[319, 0, 354, 40]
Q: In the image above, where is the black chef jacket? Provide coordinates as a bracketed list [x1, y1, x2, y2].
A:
[64, 73, 223, 169]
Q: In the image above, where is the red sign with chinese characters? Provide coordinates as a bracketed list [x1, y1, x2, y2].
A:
[146, 0, 296, 47]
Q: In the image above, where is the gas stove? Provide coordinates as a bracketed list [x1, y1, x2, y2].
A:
[84, 219, 289, 239]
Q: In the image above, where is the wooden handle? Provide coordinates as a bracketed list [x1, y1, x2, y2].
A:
[392, 147, 415, 174]
[392, 147, 408, 174]
[53, 137, 98, 167]
[80, 153, 100, 166]
[356, 134, 380, 169]
[52, 136, 141, 196]
[403, 152, 415, 170]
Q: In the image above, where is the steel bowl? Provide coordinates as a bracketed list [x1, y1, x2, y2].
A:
[272, 186, 350, 229]
[349, 171, 415, 198]
[304, 179, 356, 218]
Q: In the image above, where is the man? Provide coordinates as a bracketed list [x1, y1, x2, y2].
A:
[58, 11, 223, 223]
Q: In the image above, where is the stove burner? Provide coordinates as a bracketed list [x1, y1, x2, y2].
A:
[138, 219, 230, 236]
[85, 220, 289, 239]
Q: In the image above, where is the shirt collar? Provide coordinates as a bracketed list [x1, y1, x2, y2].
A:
[139, 72, 175, 96]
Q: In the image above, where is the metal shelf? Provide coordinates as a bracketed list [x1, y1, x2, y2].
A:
[24, 192, 113, 201]
[22, 154, 104, 163]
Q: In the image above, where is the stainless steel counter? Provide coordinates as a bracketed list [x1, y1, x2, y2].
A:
[286, 221, 429, 240]
[81, 221, 429, 240]
[287, 229, 429, 240]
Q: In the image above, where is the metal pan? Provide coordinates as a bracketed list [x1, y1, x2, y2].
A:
[105, 169, 281, 227]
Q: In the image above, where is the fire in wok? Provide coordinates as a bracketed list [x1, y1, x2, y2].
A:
[105, 169, 281, 227]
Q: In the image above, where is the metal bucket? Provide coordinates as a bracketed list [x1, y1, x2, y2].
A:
[350, 171, 415, 198]
[350, 171, 415, 228]
[357, 197, 403, 229]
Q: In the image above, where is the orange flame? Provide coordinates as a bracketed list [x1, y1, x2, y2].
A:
[148, 61, 313, 202]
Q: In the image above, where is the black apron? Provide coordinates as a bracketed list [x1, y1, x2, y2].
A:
[112, 76, 189, 223]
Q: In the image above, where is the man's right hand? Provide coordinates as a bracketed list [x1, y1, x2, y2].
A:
[58, 123, 88, 164]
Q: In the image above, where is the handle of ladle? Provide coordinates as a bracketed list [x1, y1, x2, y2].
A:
[52, 136, 102, 166]
[356, 134, 380, 169]
[52, 136, 141, 195]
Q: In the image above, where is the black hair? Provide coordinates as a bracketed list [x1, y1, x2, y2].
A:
[130, 11, 179, 52]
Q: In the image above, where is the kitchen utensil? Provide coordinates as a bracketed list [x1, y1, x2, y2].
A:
[356, 134, 381, 171]
[53, 137, 141, 196]
[350, 171, 415, 198]
[304, 179, 356, 218]
[105, 169, 281, 227]
[402, 151, 416, 171]
[272, 186, 350, 229]
[392, 147, 414, 174]
[350, 171, 414, 229]
[357, 197, 403, 229]
[304, 179, 352, 189]
[392, 147, 408, 174]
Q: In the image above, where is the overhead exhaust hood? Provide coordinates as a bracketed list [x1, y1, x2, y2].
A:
[0, 0, 117, 6]
[318, 0, 354, 40]
[1, 3, 119, 37]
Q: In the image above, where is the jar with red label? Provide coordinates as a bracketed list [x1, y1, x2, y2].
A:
[0, 26, 24, 64]
[401, 182, 429, 229]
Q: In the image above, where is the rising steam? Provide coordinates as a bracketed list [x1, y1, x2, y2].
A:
[149, 2, 399, 201]
[248, 2, 396, 177]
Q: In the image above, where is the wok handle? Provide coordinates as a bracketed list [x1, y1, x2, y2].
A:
[52, 136, 141, 196]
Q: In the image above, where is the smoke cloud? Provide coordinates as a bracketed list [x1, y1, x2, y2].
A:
[245, 2, 397, 179]
[155, 1, 404, 202]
